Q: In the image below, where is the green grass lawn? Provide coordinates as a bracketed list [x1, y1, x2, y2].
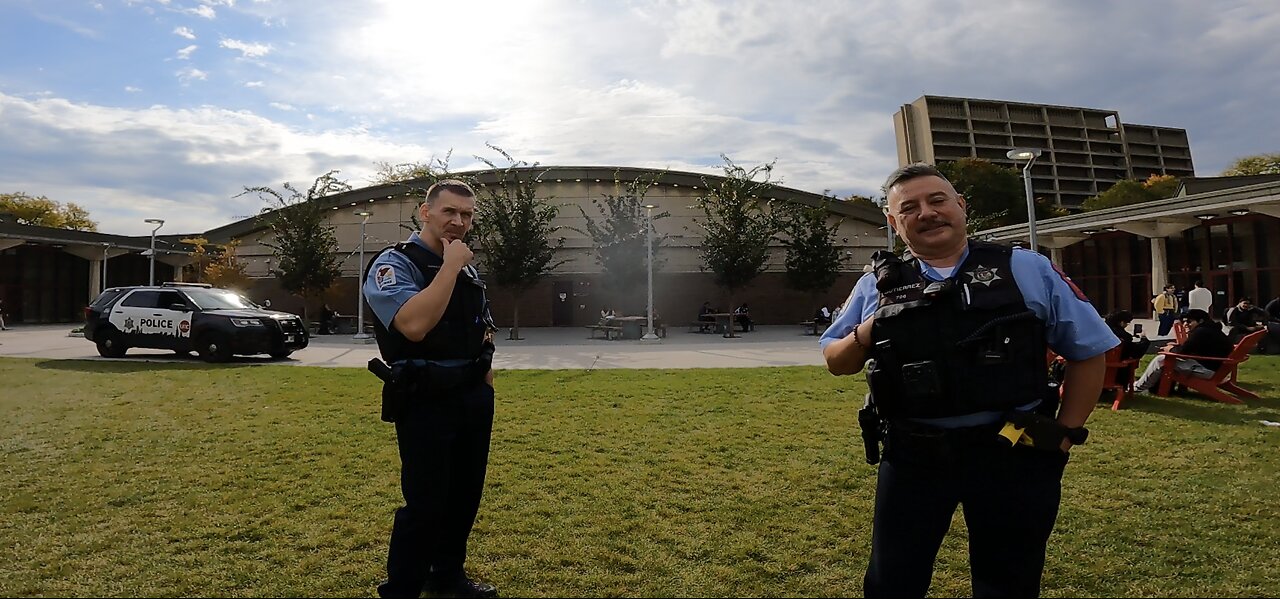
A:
[2, 356, 1280, 598]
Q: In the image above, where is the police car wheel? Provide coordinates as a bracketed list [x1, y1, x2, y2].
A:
[95, 331, 127, 358]
[196, 335, 234, 363]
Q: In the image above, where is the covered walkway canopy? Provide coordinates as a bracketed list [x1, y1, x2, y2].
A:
[978, 176, 1280, 317]
[0, 219, 196, 323]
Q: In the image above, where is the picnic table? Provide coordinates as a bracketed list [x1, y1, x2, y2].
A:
[311, 314, 360, 335]
[585, 323, 623, 340]
[702, 313, 736, 338]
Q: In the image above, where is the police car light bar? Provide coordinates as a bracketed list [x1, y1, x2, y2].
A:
[160, 282, 213, 288]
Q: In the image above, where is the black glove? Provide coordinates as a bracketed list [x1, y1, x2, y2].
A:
[871, 250, 915, 294]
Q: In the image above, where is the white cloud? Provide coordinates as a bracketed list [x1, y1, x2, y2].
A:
[219, 38, 273, 58]
[268, 102, 296, 111]
[184, 5, 216, 19]
[173, 26, 196, 39]
[176, 67, 207, 83]
[0, 91, 431, 235]
[7, 0, 1280, 237]
[124, 86, 142, 93]
[175, 44, 198, 60]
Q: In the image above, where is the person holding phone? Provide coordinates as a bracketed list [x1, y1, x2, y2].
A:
[1103, 311, 1149, 389]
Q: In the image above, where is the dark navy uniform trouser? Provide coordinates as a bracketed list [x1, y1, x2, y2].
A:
[378, 381, 495, 598]
[864, 425, 1069, 598]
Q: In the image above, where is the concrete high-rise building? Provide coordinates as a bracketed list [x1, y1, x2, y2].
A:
[893, 95, 1195, 208]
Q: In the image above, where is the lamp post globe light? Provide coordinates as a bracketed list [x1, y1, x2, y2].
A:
[144, 218, 165, 285]
[1006, 148, 1043, 251]
[641, 204, 660, 341]
[353, 211, 373, 342]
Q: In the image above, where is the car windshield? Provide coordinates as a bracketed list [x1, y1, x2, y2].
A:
[183, 289, 260, 310]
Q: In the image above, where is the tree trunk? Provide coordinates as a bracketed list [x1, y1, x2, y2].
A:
[725, 291, 739, 338]
[508, 292, 523, 340]
[300, 292, 311, 324]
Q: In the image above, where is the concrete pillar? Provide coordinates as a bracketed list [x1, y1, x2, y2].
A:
[1049, 247, 1063, 267]
[1150, 237, 1168, 296]
[88, 259, 102, 302]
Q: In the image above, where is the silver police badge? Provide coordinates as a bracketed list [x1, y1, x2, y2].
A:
[124, 316, 136, 331]
[966, 265, 1002, 287]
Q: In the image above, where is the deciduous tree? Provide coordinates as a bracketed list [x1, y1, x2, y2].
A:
[692, 156, 780, 337]
[238, 171, 348, 321]
[472, 145, 567, 340]
[0, 192, 98, 231]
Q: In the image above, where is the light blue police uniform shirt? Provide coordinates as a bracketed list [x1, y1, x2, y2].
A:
[819, 245, 1119, 427]
[363, 232, 476, 366]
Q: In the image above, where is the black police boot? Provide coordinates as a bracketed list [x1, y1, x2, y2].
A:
[425, 576, 498, 598]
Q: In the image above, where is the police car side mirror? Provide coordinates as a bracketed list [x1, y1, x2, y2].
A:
[170, 303, 191, 312]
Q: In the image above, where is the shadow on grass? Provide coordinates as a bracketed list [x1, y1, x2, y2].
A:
[1122, 388, 1280, 425]
[34, 357, 271, 374]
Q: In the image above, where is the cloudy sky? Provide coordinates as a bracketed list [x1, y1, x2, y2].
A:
[1, 0, 1276, 235]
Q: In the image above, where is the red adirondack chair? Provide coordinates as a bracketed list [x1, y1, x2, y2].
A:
[1154, 329, 1266, 404]
[1103, 345, 1141, 411]
[1173, 320, 1188, 344]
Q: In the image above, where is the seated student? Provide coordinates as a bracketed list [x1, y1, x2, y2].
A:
[734, 303, 754, 332]
[599, 306, 616, 323]
[318, 303, 337, 335]
[697, 301, 715, 321]
[814, 305, 832, 326]
[1225, 297, 1267, 344]
[1264, 296, 1280, 355]
[1103, 310, 1150, 387]
[1135, 309, 1232, 393]
[1104, 310, 1151, 360]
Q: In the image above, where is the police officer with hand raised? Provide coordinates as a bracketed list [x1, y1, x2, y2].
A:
[364, 179, 499, 598]
[821, 164, 1117, 598]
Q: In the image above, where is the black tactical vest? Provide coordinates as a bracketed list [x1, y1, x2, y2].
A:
[867, 241, 1048, 419]
[365, 241, 494, 363]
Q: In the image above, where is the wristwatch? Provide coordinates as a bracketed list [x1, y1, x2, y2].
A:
[1064, 426, 1089, 445]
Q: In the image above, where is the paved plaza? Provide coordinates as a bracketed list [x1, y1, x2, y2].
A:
[0, 317, 1168, 370]
[0, 323, 831, 370]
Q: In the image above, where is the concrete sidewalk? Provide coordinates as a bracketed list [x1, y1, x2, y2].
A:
[0, 324, 830, 370]
[0, 318, 1176, 370]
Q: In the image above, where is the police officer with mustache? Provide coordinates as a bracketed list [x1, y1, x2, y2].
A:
[821, 163, 1117, 598]
[363, 179, 499, 598]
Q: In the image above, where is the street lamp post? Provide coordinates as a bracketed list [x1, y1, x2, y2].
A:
[144, 218, 165, 285]
[641, 204, 660, 341]
[353, 211, 373, 342]
[1006, 148, 1043, 251]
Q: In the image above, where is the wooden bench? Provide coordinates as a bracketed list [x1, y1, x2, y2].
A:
[687, 320, 718, 334]
[585, 324, 623, 340]
[803, 319, 833, 336]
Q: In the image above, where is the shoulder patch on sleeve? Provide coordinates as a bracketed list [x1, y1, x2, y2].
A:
[1050, 262, 1090, 303]
[375, 264, 397, 289]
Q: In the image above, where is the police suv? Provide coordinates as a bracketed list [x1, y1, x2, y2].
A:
[84, 283, 308, 362]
